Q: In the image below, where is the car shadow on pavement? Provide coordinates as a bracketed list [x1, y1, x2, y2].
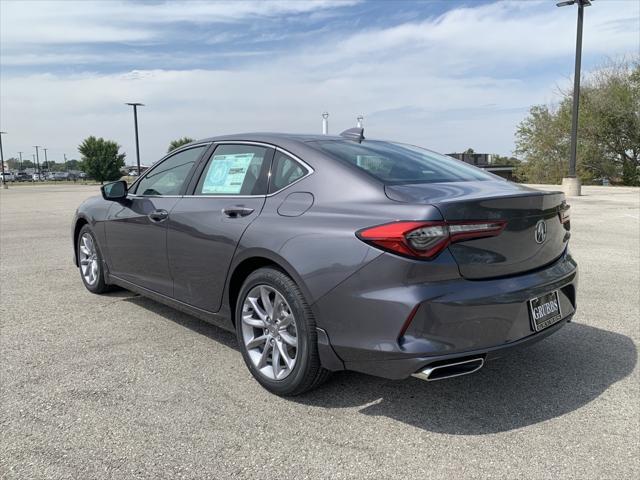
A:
[121, 294, 239, 349]
[119, 294, 636, 435]
[295, 323, 637, 435]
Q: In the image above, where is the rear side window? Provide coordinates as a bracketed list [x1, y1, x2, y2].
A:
[135, 146, 206, 196]
[269, 151, 308, 193]
[195, 144, 271, 195]
[309, 140, 494, 184]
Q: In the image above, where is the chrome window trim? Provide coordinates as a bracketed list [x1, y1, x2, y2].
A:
[183, 141, 315, 199]
[126, 194, 183, 199]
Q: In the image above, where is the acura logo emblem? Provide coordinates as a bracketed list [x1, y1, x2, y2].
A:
[535, 220, 547, 244]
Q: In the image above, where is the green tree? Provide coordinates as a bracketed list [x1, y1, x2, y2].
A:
[65, 159, 82, 171]
[167, 137, 194, 153]
[78, 136, 126, 184]
[514, 104, 569, 183]
[515, 58, 639, 185]
[48, 161, 68, 172]
[6, 157, 19, 170]
[581, 62, 640, 185]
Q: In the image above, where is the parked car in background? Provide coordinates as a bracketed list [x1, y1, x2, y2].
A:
[53, 172, 71, 181]
[15, 172, 31, 182]
[32, 173, 42, 181]
[72, 131, 577, 395]
[1, 172, 16, 182]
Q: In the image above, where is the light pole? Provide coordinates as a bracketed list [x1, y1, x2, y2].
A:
[557, 0, 591, 196]
[33, 146, 41, 180]
[126, 102, 144, 175]
[356, 115, 364, 128]
[0, 132, 7, 189]
[43, 147, 49, 173]
[18, 151, 23, 171]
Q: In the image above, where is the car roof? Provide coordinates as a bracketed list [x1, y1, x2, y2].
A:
[197, 132, 350, 144]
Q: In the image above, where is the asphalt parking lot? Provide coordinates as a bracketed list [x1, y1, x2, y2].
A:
[1, 184, 638, 480]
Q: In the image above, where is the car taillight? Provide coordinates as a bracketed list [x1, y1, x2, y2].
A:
[559, 205, 571, 230]
[356, 220, 506, 260]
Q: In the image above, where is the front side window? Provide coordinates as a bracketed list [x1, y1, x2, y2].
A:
[309, 140, 494, 184]
[269, 151, 308, 193]
[196, 144, 271, 195]
[135, 146, 206, 196]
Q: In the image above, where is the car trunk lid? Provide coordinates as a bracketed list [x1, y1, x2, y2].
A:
[385, 180, 570, 279]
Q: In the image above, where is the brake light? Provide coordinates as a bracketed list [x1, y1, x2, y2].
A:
[559, 205, 571, 229]
[356, 220, 506, 260]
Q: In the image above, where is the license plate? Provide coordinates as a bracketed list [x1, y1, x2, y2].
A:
[529, 291, 562, 332]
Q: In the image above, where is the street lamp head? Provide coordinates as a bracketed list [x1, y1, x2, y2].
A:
[126, 102, 145, 107]
[557, 0, 591, 6]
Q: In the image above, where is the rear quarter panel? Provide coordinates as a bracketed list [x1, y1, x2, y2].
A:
[234, 150, 445, 318]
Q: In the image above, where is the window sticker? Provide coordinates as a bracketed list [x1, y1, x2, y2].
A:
[202, 153, 254, 194]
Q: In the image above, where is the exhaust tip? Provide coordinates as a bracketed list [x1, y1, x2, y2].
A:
[412, 357, 484, 382]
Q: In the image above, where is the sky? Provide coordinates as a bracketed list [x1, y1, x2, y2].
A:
[1, 0, 639, 166]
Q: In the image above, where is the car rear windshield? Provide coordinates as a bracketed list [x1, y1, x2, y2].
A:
[308, 140, 494, 184]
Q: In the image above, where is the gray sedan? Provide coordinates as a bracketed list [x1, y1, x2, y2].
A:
[72, 130, 577, 395]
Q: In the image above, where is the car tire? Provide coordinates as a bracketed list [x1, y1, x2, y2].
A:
[235, 267, 331, 396]
[77, 224, 113, 294]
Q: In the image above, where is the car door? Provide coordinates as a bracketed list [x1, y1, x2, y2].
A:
[104, 145, 208, 295]
[167, 143, 273, 312]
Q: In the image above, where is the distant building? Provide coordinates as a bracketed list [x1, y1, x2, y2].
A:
[448, 152, 491, 166]
[447, 152, 516, 181]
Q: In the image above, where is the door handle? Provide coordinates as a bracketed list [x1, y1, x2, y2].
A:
[222, 206, 255, 218]
[148, 209, 169, 222]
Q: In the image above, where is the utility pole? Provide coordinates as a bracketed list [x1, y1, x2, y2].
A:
[43, 147, 49, 172]
[33, 145, 41, 180]
[0, 132, 7, 189]
[556, 0, 592, 196]
[18, 151, 23, 171]
[126, 102, 144, 175]
[64, 153, 68, 171]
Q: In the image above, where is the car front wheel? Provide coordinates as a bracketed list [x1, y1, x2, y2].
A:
[77, 225, 111, 294]
[235, 267, 330, 396]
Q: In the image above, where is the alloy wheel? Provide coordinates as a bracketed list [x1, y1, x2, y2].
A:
[241, 285, 298, 380]
[79, 232, 99, 286]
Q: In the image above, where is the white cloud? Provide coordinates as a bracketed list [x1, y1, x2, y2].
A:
[0, 0, 638, 164]
[0, 0, 359, 45]
[305, 0, 639, 70]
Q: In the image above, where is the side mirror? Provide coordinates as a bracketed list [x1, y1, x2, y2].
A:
[101, 180, 128, 201]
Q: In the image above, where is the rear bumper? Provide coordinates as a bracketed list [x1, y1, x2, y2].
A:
[314, 249, 578, 379]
